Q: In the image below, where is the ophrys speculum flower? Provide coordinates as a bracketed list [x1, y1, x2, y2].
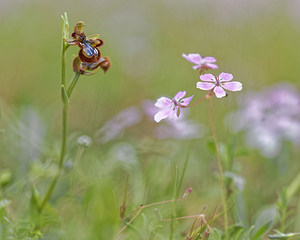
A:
[65, 21, 111, 75]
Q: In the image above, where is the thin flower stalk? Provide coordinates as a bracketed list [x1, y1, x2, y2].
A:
[39, 13, 110, 213]
[39, 61, 80, 213]
[208, 98, 228, 239]
[114, 196, 187, 239]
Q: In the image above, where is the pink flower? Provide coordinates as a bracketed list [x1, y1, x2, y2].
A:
[182, 53, 218, 71]
[196, 72, 242, 98]
[154, 91, 193, 123]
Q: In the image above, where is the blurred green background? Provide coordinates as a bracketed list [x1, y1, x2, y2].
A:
[1, 0, 300, 239]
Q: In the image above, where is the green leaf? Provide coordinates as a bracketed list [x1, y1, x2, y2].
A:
[61, 85, 69, 107]
[251, 207, 277, 240]
[234, 148, 250, 157]
[268, 230, 300, 239]
[207, 139, 216, 155]
[228, 224, 246, 240]
[0, 169, 12, 186]
[286, 172, 300, 201]
[209, 228, 223, 240]
[30, 186, 41, 210]
[61, 12, 69, 39]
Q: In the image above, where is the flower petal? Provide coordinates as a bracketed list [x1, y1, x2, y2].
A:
[196, 82, 215, 90]
[182, 53, 202, 64]
[174, 91, 186, 101]
[180, 95, 194, 106]
[219, 72, 233, 82]
[192, 65, 200, 70]
[200, 74, 216, 82]
[222, 81, 242, 91]
[169, 107, 179, 119]
[154, 108, 173, 122]
[214, 86, 226, 98]
[203, 56, 216, 63]
[205, 63, 218, 69]
[154, 97, 172, 108]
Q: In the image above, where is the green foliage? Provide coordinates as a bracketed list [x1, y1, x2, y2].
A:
[1, 2, 300, 240]
[268, 230, 300, 239]
[0, 199, 11, 210]
[0, 169, 12, 186]
[61, 85, 69, 107]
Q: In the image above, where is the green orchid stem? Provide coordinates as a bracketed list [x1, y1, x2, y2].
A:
[61, 43, 67, 87]
[38, 50, 80, 214]
[67, 73, 80, 97]
[208, 98, 228, 240]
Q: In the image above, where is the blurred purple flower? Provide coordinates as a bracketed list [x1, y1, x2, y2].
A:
[155, 118, 203, 140]
[197, 72, 242, 98]
[182, 53, 218, 72]
[154, 91, 193, 123]
[110, 142, 137, 165]
[142, 100, 203, 140]
[229, 83, 300, 157]
[96, 107, 142, 143]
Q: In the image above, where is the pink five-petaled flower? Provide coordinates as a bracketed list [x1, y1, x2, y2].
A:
[154, 91, 193, 123]
[197, 72, 242, 98]
[182, 53, 218, 72]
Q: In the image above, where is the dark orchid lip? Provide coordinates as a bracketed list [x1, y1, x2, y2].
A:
[78, 48, 101, 63]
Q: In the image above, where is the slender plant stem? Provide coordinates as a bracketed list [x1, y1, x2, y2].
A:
[177, 149, 189, 198]
[170, 163, 178, 240]
[181, 96, 207, 108]
[38, 48, 80, 213]
[208, 98, 228, 239]
[115, 197, 186, 239]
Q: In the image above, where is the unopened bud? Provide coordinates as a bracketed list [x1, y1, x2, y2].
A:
[154, 208, 162, 220]
[99, 57, 111, 73]
[77, 135, 92, 147]
[120, 204, 126, 219]
[72, 55, 81, 73]
[182, 187, 192, 199]
[176, 108, 181, 117]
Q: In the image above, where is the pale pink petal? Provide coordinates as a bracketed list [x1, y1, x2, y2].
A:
[192, 65, 201, 70]
[174, 91, 186, 101]
[222, 81, 242, 91]
[200, 74, 216, 82]
[205, 63, 218, 69]
[203, 57, 216, 63]
[155, 97, 172, 108]
[214, 86, 226, 98]
[182, 53, 202, 64]
[169, 107, 179, 119]
[196, 82, 215, 90]
[154, 108, 173, 122]
[180, 95, 194, 106]
[219, 72, 233, 82]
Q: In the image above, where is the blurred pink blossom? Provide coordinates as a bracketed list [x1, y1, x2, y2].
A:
[96, 107, 143, 143]
[182, 53, 218, 72]
[154, 91, 193, 122]
[197, 72, 242, 98]
[228, 83, 300, 157]
[154, 118, 203, 140]
[142, 100, 203, 140]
